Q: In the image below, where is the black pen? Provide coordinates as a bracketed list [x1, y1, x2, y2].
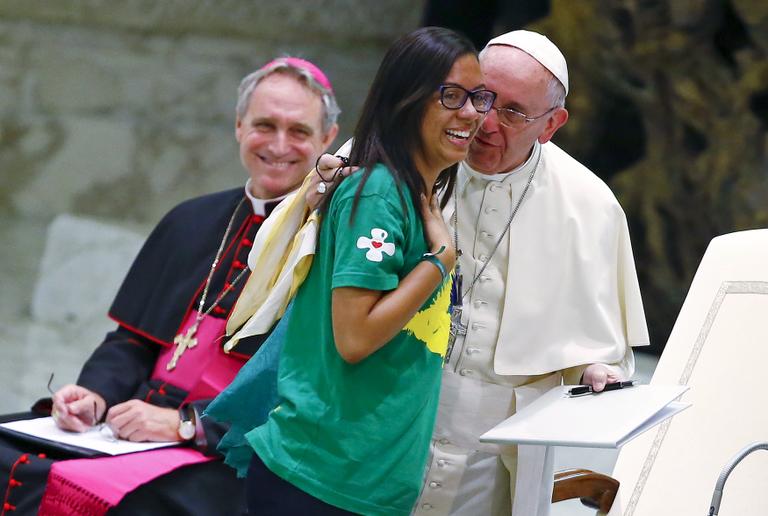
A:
[567, 380, 635, 397]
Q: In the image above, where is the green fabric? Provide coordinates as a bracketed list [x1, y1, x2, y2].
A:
[203, 303, 293, 477]
[246, 164, 451, 515]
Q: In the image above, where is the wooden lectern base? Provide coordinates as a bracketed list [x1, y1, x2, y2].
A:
[552, 468, 619, 513]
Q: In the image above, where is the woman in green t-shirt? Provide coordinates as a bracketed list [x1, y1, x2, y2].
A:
[212, 26, 496, 515]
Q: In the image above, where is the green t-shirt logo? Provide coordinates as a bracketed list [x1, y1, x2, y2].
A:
[356, 227, 396, 262]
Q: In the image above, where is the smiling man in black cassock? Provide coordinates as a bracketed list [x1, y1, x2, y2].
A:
[0, 57, 338, 515]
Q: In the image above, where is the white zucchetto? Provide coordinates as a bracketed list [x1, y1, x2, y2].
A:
[486, 30, 569, 96]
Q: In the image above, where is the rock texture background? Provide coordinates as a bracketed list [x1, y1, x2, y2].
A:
[533, 0, 768, 353]
[2, 0, 765, 412]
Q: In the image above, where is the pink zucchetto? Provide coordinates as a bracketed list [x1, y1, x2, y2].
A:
[259, 57, 334, 94]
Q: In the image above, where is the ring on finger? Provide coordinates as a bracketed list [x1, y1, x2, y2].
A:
[316, 182, 327, 194]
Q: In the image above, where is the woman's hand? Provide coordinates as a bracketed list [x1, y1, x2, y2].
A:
[332, 193, 456, 365]
[420, 193, 456, 271]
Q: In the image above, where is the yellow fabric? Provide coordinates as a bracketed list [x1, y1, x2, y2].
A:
[224, 171, 319, 351]
[403, 277, 452, 358]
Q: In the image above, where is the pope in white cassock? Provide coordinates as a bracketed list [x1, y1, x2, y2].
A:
[225, 29, 650, 516]
[410, 30, 649, 516]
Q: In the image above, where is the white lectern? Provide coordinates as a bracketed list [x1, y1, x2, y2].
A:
[608, 229, 768, 516]
[479, 384, 689, 516]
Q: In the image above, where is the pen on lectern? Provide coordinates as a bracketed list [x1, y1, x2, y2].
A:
[566, 380, 636, 397]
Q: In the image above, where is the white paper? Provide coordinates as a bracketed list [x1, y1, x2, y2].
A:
[479, 384, 690, 449]
[0, 417, 178, 456]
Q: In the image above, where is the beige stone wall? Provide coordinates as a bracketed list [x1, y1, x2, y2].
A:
[0, 1, 424, 411]
[0, 0, 424, 225]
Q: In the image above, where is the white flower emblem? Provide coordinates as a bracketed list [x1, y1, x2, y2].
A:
[356, 228, 396, 262]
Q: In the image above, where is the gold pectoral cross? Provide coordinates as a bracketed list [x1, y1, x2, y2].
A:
[167, 323, 199, 371]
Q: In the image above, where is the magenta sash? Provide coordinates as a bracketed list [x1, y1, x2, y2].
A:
[152, 312, 243, 401]
[39, 312, 243, 514]
[39, 449, 213, 515]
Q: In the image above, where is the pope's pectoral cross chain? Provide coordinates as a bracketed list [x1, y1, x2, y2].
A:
[167, 323, 199, 371]
[445, 305, 467, 364]
[450, 306, 467, 340]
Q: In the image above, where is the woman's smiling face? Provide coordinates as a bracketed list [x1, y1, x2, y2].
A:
[415, 53, 487, 176]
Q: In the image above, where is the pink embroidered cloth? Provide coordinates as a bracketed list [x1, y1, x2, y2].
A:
[39, 449, 213, 515]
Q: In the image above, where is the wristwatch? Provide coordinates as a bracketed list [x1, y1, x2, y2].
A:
[177, 406, 195, 441]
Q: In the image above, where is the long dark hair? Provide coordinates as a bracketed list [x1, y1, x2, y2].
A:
[346, 26, 477, 224]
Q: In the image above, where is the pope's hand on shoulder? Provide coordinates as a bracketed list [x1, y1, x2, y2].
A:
[306, 153, 358, 210]
[581, 363, 623, 393]
[104, 399, 181, 442]
[51, 384, 107, 433]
